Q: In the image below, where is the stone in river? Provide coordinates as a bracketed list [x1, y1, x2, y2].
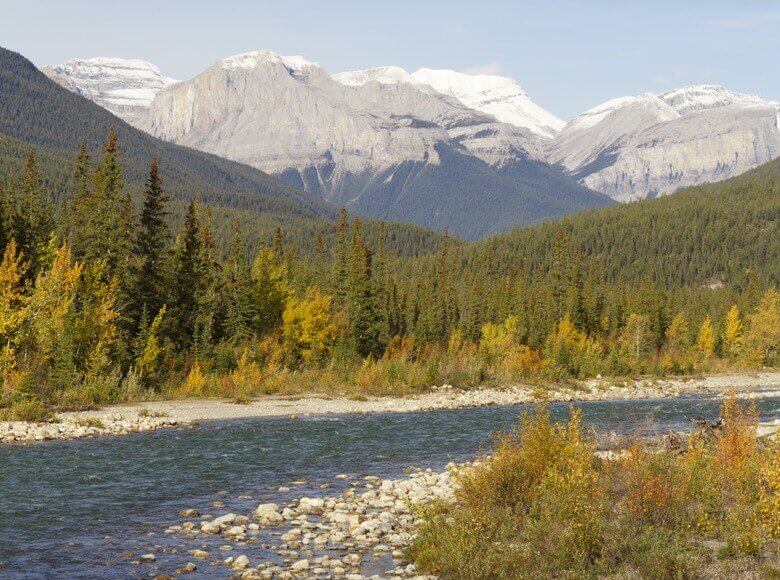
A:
[178, 509, 199, 518]
[290, 559, 309, 571]
[140, 553, 156, 562]
[212, 513, 237, 526]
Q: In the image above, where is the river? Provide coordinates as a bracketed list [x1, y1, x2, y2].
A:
[1, 393, 778, 578]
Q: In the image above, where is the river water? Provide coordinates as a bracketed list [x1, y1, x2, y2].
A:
[1, 393, 778, 578]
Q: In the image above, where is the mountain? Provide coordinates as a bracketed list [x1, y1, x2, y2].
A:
[44, 50, 611, 240]
[547, 85, 780, 202]
[40, 57, 178, 123]
[0, 47, 335, 219]
[334, 66, 564, 139]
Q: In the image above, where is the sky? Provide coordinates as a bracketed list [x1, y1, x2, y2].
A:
[1, 0, 778, 120]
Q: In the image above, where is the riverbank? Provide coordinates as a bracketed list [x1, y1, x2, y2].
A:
[2, 371, 778, 444]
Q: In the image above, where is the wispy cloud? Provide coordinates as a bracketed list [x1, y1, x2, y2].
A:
[461, 62, 503, 76]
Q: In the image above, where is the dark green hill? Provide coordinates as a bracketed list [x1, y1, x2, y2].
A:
[0, 46, 335, 219]
[458, 157, 780, 288]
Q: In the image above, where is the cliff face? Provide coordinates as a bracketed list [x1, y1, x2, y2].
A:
[547, 86, 780, 202]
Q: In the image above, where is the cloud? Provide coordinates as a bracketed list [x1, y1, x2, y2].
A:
[461, 62, 503, 76]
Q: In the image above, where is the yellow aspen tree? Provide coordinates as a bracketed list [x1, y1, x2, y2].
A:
[0, 240, 29, 380]
[722, 305, 743, 358]
[745, 288, 780, 365]
[282, 288, 337, 366]
[696, 315, 716, 359]
[136, 305, 167, 378]
[665, 312, 690, 356]
[24, 243, 82, 362]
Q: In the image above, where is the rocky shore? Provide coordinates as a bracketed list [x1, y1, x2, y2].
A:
[142, 466, 461, 579]
[2, 371, 778, 445]
[0, 411, 186, 444]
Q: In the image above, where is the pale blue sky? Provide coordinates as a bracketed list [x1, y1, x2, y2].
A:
[1, 0, 778, 119]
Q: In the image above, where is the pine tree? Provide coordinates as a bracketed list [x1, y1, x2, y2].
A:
[346, 219, 381, 358]
[332, 207, 349, 308]
[133, 158, 171, 326]
[15, 150, 54, 276]
[172, 201, 202, 344]
[222, 223, 257, 344]
[72, 129, 135, 284]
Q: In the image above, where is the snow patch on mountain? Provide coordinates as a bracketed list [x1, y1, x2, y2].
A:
[41, 57, 177, 121]
[220, 50, 319, 75]
[332, 66, 417, 87]
[410, 68, 565, 139]
[659, 85, 771, 115]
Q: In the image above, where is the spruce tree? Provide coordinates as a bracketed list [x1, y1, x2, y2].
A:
[133, 158, 171, 326]
[346, 219, 381, 358]
[15, 150, 54, 276]
[172, 201, 201, 344]
[222, 223, 257, 344]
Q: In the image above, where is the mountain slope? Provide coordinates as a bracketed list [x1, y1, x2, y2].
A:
[548, 86, 780, 202]
[0, 47, 335, 219]
[467, 155, 780, 287]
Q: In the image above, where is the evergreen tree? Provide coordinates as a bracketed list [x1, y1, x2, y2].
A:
[332, 207, 349, 308]
[133, 158, 171, 326]
[171, 201, 201, 344]
[72, 129, 135, 285]
[15, 150, 54, 276]
[346, 219, 381, 358]
[222, 223, 257, 344]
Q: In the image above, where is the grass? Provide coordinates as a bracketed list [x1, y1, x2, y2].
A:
[137, 408, 169, 418]
[408, 397, 780, 579]
[72, 417, 106, 429]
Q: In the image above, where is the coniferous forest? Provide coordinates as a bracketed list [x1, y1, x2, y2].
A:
[0, 130, 778, 420]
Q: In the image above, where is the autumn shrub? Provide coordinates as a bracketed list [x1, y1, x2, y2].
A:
[411, 397, 778, 578]
[410, 405, 606, 578]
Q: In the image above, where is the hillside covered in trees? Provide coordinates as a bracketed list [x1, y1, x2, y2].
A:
[0, 127, 778, 419]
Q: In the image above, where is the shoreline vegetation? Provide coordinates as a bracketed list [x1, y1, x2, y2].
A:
[2, 371, 778, 444]
[1, 132, 778, 429]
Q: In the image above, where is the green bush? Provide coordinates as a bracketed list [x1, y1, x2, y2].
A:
[11, 398, 55, 422]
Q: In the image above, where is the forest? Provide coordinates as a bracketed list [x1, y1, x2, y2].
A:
[0, 130, 778, 420]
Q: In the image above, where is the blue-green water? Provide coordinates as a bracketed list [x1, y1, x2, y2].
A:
[1, 394, 778, 578]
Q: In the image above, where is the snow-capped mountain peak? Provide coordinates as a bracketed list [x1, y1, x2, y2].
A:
[659, 84, 771, 115]
[332, 66, 416, 87]
[220, 50, 319, 75]
[410, 68, 565, 139]
[41, 57, 177, 120]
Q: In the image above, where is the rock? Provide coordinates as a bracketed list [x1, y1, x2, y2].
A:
[178, 508, 199, 518]
[226, 525, 247, 536]
[290, 559, 309, 571]
[200, 522, 221, 534]
[232, 554, 250, 570]
[191, 549, 209, 559]
[212, 513, 237, 526]
[298, 497, 325, 514]
[254, 503, 284, 524]
[140, 553, 156, 562]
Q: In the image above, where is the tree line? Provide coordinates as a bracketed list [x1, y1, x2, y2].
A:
[0, 131, 778, 418]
